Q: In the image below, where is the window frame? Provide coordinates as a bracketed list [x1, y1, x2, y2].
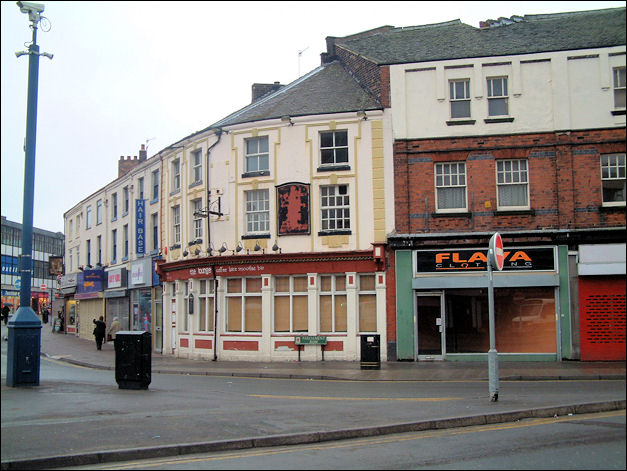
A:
[449, 79, 471, 119]
[197, 279, 215, 332]
[96, 199, 103, 225]
[434, 162, 468, 213]
[320, 184, 351, 233]
[244, 136, 270, 177]
[112, 193, 118, 220]
[245, 189, 270, 235]
[358, 274, 377, 333]
[172, 159, 181, 192]
[319, 274, 347, 333]
[613, 66, 626, 110]
[273, 275, 309, 333]
[495, 159, 530, 211]
[152, 170, 160, 201]
[123, 186, 129, 215]
[225, 277, 262, 333]
[86, 205, 92, 229]
[192, 198, 203, 240]
[172, 205, 181, 244]
[111, 229, 117, 263]
[191, 149, 203, 184]
[601, 153, 626, 207]
[487, 76, 509, 117]
[319, 130, 349, 168]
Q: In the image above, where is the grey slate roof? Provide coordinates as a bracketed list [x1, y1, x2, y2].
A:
[335, 7, 626, 65]
[211, 61, 382, 129]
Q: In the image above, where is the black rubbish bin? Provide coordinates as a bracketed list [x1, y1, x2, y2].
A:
[115, 331, 151, 390]
[360, 334, 380, 370]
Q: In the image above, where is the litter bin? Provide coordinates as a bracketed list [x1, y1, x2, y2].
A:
[360, 334, 380, 370]
[115, 331, 151, 390]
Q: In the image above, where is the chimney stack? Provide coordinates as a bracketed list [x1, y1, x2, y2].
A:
[251, 81, 283, 103]
[118, 145, 145, 177]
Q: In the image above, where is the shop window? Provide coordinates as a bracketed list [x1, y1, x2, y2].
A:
[198, 279, 215, 332]
[358, 274, 377, 332]
[443, 287, 556, 354]
[226, 277, 262, 332]
[274, 275, 308, 332]
[182, 281, 190, 332]
[319, 274, 347, 333]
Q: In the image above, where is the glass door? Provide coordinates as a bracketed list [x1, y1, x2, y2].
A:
[153, 286, 163, 353]
[416, 292, 445, 360]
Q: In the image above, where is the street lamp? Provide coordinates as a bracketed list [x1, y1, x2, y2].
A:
[7, 1, 53, 387]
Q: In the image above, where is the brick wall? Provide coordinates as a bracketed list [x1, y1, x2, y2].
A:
[393, 129, 626, 234]
[335, 46, 385, 106]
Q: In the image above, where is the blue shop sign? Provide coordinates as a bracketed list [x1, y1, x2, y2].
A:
[76, 269, 104, 298]
[136, 199, 146, 255]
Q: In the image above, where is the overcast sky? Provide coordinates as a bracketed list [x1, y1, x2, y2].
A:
[1, 1, 624, 234]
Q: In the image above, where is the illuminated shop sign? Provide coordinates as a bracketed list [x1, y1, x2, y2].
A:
[415, 247, 555, 273]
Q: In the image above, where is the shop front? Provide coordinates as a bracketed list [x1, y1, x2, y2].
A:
[129, 257, 162, 352]
[104, 267, 130, 331]
[59, 273, 78, 334]
[75, 268, 105, 339]
[157, 250, 386, 362]
[395, 245, 569, 361]
[577, 243, 626, 361]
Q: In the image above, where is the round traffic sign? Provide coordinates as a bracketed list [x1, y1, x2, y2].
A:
[489, 233, 505, 271]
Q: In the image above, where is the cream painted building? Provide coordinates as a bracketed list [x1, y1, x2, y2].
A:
[157, 62, 395, 362]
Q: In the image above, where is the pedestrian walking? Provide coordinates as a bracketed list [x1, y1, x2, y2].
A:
[107, 316, 122, 343]
[57, 311, 65, 332]
[1, 305, 9, 326]
[42, 307, 49, 324]
[93, 316, 106, 350]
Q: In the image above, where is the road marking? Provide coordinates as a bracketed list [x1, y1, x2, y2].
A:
[99, 410, 625, 470]
[249, 394, 462, 401]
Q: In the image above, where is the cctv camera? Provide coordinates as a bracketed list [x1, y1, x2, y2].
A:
[16, 1, 44, 22]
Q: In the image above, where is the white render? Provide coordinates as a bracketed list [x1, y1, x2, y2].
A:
[389, 46, 626, 139]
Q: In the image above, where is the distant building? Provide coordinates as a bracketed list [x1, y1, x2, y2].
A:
[1, 215, 64, 314]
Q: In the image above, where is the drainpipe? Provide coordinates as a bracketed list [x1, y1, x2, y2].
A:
[205, 129, 222, 361]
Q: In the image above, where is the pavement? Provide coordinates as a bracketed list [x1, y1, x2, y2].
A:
[1, 321, 626, 469]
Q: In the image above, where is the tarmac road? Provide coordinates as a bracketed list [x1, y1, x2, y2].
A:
[1, 323, 625, 470]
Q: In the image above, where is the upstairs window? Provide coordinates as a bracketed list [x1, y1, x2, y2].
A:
[152, 170, 160, 201]
[320, 130, 348, 167]
[496, 159, 529, 209]
[449, 79, 471, 118]
[244, 137, 269, 176]
[96, 199, 103, 225]
[613, 67, 626, 109]
[487, 77, 509, 116]
[601, 153, 626, 206]
[435, 162, 467, 212]
[191, 149, 203, 184]
[112, 193, 118, 219]
[86, 205, 92, 229]
[172, 205, 181, 244]
[138, 177, 144, 200]
[320, 184, 350, 232]
[172, 159, 180, 192]
[123, 186, 129, 214]
[245, 189, 269, 234]
[192, 199, 203, 239]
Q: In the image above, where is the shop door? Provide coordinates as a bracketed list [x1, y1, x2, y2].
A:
[153, 287, 163, 354]
[416, 292, 445, 360]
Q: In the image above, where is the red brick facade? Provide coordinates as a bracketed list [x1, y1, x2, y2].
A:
[393, 128, 626, 235]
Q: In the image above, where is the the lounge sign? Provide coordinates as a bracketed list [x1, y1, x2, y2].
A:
[416, 247, 555, 273]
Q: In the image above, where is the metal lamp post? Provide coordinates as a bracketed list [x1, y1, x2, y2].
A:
[7, 1, 52, 387]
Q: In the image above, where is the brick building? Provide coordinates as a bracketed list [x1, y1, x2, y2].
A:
[326, 7, 626, 361]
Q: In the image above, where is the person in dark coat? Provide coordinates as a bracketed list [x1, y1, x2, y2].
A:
[1, 305, 9, 326]
[42, 308, 49, 324]
[93, 316, 106, 350]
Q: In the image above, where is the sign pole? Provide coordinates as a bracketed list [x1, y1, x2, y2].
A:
[487, 233, 504, 402]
